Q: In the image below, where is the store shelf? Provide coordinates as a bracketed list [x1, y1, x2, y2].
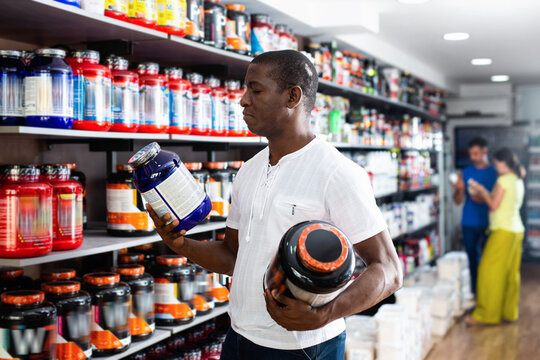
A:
[528, 165, 540, 171]
[393, 221, 438, 241]
[528, 219, 540, 226]
[170, 134, 264, 144]
[376, 186, 438, 199]
[529, 147, 540, 154]
[528, 183, 540, 190]
[0, 126, 170, 140]
[318, 79, 443, 122]
[158, 305, 229, 334]
[109, 329, 171, 360]
[0, 221, 226, 267]
[330, 142, 437, 152]
[528, 201, 540, 207]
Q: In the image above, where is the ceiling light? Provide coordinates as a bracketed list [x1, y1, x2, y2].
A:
[397, 0, 431, 4]
[443, 32, 470, 41]
[491, 75, 510, 82]
[471, 58, 492, 66]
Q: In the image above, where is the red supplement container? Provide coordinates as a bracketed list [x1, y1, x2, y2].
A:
[41, 165, 83, 251]
[187, 73, 212, 136]
[127, 0, 158, 30]
[68, 50, 113, 132]
[139, 63, 170, 133]
[166, 67, 193, 135]
[0, 165, 53, 258]
[251, 13, 274, 55]
[106, 56, 140, 133]
[225, 80, 247, 136]
[205, 76, 228, 136]
[105, 0, 128, 20]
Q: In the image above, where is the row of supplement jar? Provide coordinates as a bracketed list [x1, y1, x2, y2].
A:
[0, 261, 227, 359]
[0, 49, 252, 135]
[0, 164, 84, 258]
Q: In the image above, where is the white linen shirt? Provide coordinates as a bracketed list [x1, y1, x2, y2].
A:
[225, 137, 387, 350]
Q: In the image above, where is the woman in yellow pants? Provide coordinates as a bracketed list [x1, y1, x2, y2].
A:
[465, 147, 525, 325]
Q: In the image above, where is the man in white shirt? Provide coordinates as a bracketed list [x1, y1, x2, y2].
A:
[147, 50, 402, 359]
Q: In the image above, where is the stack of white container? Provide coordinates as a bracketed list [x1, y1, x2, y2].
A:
[345, 316, 377, 360]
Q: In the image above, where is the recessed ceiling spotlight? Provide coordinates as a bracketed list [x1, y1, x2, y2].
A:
[491, 75, 510, 82]
[471, 58, 492, 66]
[397, 0, 431, 4]
[443, 32, 470, 41]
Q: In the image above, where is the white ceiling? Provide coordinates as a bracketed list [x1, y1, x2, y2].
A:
[242, 0, 540, 93]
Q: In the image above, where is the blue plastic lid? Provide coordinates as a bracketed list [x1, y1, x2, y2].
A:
[129, 142, 161, 168]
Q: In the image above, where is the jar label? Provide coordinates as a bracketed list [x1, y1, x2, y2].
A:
[53, 193, 83, 242]
[141, 165, 206, 221]
[154, 280, 194, 320]
[128, 0, 157, 20]
[57, 307, 92, 358]
[140, 85, 169, 126]
[157, 0, 186, 28]
[170, 88, 192, 129]
[83, 76, 112, 123]
[228, 96, 246, 132]
[192, 92, 211, 130]
[210, 94, 227, 132]
[130, 290, 155, 336]
[24, 74, 73, 118]
[0, 324, 56, 358]
[207, 178, 230, 216]
[112, 81, 139, 125]
[91, 301, 131, 350]
[0, 72, 24, 117]
[107, 185, 155, 231]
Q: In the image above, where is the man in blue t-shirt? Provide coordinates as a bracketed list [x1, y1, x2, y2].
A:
[452, 137, 497, 296]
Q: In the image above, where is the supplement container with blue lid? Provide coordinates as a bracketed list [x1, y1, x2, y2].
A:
[24, 48, 73, 129]
[129, 142, 212, 232]
[0, 50, 25, 126]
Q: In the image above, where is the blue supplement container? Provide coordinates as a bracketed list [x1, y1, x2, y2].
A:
[54, 0, 81, 7]
[0, 50, 25, 125]
[24, 49, 73, 129]
[129, 142, 212, 232]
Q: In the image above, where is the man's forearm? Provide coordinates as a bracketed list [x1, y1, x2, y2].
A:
[166, 237, 236, 275]
[453, 188, 464, 204]
[323, 260, 402, 322]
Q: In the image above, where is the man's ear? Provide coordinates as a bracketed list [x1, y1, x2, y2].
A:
[287, 85, 303, 109]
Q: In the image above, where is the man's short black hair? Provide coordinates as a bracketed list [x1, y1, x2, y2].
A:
[467, 136, 488, 149]
[251, 50, 318, 112]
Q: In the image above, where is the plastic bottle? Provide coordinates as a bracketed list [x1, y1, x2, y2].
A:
[127, 0, 158, 30]
[166, 67, 192, 135]
[42, 281, 93, 359]
[264, 221, 365, 307]
[225, 80, 247, 136]
[105, 0, 129, 20]
[138, 63, 170, 133]
[225, 4, 250, 55]
[129, 142, 212, 232]
[24, 48, 73, 129]
[185, 162, 210, 224]
[187, 73, 212, 136]
[205, 76, 227, 136]
[61, 163, 88, 229]
[107, 164, 156, 236]
[0, 165, 53, 258]
[250, 14, 273, 56]
[41, 165, 83, 251]
[0, 290, 57, 359]
[105, 56, 140, 132]
[185, 0, 204, 42]
[0, 50, 25, 126]
[157, 0, 187, 36]
[115, 264, 155, 341]
[151, 255, 195, 326]
[67, 50, 113, 131]
[204, 0, 226, 48]
[83, 272, 131, 356]
[0, 266, 33, 294]
[203, 162, 231, 219]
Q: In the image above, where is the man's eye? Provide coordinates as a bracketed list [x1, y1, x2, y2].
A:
[251, 89, 261, 94]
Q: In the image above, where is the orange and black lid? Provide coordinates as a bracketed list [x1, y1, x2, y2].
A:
[157, 255, 187, 266]
[2, 290, 44, 305]
[134, 244, 153, 251]
[0, 266, 24, 279]
[184, 162, 203, 171]
[227, 161, 244, 169]
[42, 280, 81, 294]
[116, 264, 145, 276]
[203, 162, 228, 170]
[83, 272, 120, 286]
[296, 223, 349, 273]
[117, 164, 135, 172]
[118, 252, 144, 264]
[226, 3, 245, 11]
[41, 268, 77, 281]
